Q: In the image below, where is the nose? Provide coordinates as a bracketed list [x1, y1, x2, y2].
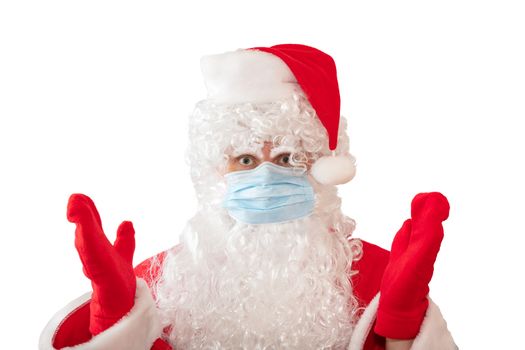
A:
[261, 141, 273, 161]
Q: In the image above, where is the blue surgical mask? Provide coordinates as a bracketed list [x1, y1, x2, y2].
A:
[223, 162, 315, 224]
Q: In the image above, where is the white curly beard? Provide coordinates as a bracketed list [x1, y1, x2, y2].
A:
[154, 181, 359, 349]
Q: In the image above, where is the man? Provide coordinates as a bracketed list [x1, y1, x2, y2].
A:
[39, 44, 457, 350]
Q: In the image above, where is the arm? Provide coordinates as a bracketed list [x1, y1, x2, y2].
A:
[66, 193, 137, 335]
[348, 194, 457, 350]
[40, 194, 167, 350]
[377, 192, 450, 347]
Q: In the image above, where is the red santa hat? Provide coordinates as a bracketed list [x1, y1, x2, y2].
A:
[200, 44, 356, 185]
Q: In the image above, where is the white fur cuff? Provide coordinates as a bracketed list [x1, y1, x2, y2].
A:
[39, 279, 162, 350]
[347, 293, 457, 350]
[411, 300, 458, 350]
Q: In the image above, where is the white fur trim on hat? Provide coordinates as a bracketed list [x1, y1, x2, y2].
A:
[39, 279, 162, 350]
[311, 155, 356, 185]
[200, 49, 302, 104]
[347, 293, 457, 350]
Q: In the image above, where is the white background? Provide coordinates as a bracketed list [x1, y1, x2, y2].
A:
[1, 1, 524, 348]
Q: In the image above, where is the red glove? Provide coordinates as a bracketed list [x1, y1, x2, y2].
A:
[152, 339, 173, 350]
[67, 194, 137, 336]
[374, 192, 450, 339]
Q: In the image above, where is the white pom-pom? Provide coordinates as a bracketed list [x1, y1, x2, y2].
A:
[311, 155, 356, 185]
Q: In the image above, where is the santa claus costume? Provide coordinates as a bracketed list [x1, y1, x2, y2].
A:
[39, 44, 457, 350]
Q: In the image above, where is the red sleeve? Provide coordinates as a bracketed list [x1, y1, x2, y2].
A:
[134, 251, 168, 287]
[351, 240, 391, 350]
[51, 301, 92, 348]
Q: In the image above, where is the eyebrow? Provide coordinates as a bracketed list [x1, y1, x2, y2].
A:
[230, 147, 264, 159]
[270, 146, 295, 158]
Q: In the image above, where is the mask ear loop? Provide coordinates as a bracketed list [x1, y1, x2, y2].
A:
[291, 166, 307, 176]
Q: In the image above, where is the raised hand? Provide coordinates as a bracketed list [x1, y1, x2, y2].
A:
[375, 192, 450, 339]
[67, 194, 137, 336]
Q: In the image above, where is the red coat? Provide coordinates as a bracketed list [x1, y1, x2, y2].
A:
[39, 240, 456, 350]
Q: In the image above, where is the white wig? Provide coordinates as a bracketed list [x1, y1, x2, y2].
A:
[186, 92, 353, 205]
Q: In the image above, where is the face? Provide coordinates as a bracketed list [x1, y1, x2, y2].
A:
[225, 141, 308, 173]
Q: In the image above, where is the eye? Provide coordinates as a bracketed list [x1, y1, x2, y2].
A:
[238, 155, 255, 166]
[277, 153, 291, 166]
